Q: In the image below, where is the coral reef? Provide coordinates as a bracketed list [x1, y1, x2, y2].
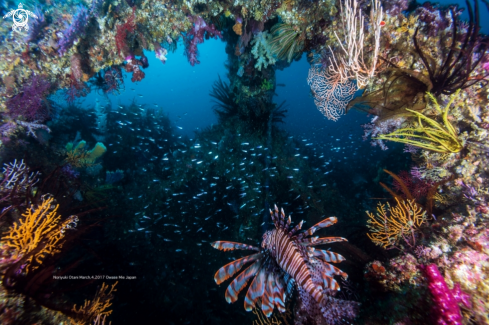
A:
[422, 263, 471, 325]
[0, 0, 487, 324]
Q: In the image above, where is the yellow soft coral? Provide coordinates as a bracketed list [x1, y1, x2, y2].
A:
[2, 195, 78, 272]
[367, 198, 426, 248]
[71, 282, 118, 324]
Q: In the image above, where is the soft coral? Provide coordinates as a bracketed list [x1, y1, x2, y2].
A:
[6, 75, 52, 122]
[184, 16, 222, 66]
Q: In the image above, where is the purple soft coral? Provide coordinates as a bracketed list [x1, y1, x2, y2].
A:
[422, 264, 471, 325]
[184, 16, 222, 66]
[25, 6, 47, 43]
[6, 75, 52, 122]
[58, 5, 89, 56]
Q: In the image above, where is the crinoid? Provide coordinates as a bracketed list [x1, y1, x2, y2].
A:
[374, 90, 464, 153]
[413, 0, 488, 96]
[210, 75, 239, 122]
[269, 24, 304, 62]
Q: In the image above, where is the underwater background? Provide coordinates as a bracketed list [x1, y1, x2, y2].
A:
[0, 0, 488, 324]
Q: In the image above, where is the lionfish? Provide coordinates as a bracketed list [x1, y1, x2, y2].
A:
[211, 205, 355, 321]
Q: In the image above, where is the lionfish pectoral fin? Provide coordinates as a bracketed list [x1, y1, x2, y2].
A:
[261, 272, 275, 317]
[299, 217, 338, 239]
[214, 253, 261, 285]
[312, 249, 345, 263]
[224, 260, 262, 304]
[211, 241, 260, 252]
[322, 274, 340, 291]
[273, 274, 286, 313]
[305, 236, 347, 246]
[244, 268, 267, 311]
[322, 261, 348, 278]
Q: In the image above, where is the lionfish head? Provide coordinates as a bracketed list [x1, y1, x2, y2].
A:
[261, 230, 273, 250]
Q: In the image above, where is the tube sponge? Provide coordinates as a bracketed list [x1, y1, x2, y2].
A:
[87, 142, 106, 161]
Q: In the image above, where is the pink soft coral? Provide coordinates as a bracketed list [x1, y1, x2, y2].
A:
[184, 16, 222, 66]
[422, 264, 471, 325]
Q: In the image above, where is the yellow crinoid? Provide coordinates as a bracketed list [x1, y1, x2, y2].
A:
[375, 89, 463, 153]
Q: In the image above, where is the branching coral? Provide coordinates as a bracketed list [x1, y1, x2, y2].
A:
[0, 159, 39, 207]
[375, 90, 464, 153]
[366, 198, 426, 249]
[71, 282, 117, 324]
[328, 0, 383, 88]
[1, 195, 78, 272]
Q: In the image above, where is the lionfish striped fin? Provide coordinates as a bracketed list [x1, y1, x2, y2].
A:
[273, 273, 286, 313]
[279, 207, 287, 229]
[322, 274, 340, 291]
[225, 260, 262, 303]
[211, 241, 260, 252]
[312, 249, 345, 263]
[297, 217, 338, 240]
[305, 237, 347, 246]
[298, 236, 319, 245]
[214, 253, 262, 285]
[270, 206, 280, 229]
[302, 277, 324, 303]
[261, 272, 275, 317]
[289, 220, 303, 236]
[320, 260, 348, 279]
[244, 268, 267, 311]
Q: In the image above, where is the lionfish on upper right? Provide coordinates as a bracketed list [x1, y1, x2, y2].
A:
[211, 205, 358, 324]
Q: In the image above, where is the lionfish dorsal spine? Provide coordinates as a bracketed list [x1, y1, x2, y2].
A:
[289, 220, 303, 236]
[270, 206, 280, 229]
[286, 215, 291, 230]
[280, 207, 287, 229]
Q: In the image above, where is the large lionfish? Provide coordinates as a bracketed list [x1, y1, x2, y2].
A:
[211, 205, 356, 322]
